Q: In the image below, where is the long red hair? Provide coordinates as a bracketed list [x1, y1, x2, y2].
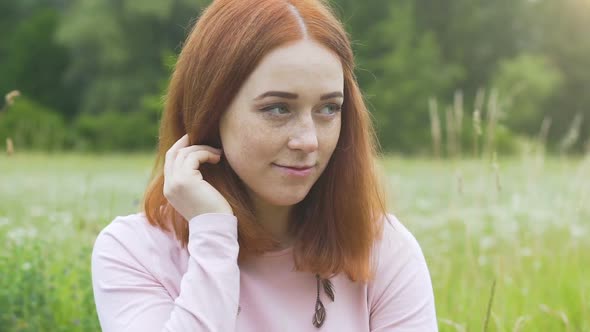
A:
[142, 0, 388, 282]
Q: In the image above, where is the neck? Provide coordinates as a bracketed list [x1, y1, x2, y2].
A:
[249, 193, 294, 249]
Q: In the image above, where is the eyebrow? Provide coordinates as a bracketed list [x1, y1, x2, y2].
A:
[254, 91, 343, 101]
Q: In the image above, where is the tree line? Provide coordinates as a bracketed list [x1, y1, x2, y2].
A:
[1, 0, 588, 155]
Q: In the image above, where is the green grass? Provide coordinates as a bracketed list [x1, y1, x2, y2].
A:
[1, 152, 589, 331]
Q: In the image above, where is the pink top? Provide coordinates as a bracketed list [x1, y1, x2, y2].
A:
[91, 212, 438, 331]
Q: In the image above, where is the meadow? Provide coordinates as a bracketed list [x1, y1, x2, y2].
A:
[0, 152, 588, 331]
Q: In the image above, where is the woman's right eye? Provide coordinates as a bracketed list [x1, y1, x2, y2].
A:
[261, 104, 290, 115]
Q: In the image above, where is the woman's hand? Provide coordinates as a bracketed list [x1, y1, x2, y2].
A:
[163, 134, 233, 220]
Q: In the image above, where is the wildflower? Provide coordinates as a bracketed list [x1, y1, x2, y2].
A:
[4, 90, 20, 107]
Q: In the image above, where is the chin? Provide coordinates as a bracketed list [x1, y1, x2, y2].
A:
[259, 189, 310, 207]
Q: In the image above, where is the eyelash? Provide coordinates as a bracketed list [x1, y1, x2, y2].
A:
[260, 103, 342, 116]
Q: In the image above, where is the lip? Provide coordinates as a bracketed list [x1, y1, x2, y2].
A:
[272, 163, 315, 177]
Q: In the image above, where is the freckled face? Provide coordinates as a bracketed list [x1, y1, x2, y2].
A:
[219, 39, 343, 207]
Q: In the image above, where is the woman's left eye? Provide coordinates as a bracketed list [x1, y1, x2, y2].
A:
[319, 104, 342, 115]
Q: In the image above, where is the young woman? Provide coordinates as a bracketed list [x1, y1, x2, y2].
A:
[91, 0, 438, 331]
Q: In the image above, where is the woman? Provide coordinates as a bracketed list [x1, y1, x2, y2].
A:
[91, 0, 438, 331]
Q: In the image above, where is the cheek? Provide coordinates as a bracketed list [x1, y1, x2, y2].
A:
[222, 121, 280, 170]
[321, 119, 341, 152]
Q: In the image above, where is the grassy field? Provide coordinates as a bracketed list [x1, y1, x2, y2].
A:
[1, 152, 589, 331]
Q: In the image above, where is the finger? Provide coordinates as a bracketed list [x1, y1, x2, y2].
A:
[170, 134, 190, 156]
[165, 134, 189, 177]
[179, 150, 220, 174]
[181, 150, 222, 175]
[176, 145, 222, 164]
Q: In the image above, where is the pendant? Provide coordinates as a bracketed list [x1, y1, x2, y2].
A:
[312, 298, 326, 328]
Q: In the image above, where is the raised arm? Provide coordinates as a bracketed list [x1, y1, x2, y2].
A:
[92, 213, 240, 332]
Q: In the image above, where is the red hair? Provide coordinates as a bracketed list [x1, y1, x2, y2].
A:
[142, 0, 387, 282]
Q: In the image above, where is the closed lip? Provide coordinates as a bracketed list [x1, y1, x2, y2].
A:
[273, 163, 315, 170]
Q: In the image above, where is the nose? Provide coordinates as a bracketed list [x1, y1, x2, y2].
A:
[287, 114, 319, 153]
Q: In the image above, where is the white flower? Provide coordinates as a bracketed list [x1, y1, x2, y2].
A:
[519, 247, 533, 257]
[479, 236, 496, 251]
[4, 90, 20, 106]
[478, 255, 488, 266]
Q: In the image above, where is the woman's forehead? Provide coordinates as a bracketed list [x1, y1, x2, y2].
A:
[242, 40, 344, 97]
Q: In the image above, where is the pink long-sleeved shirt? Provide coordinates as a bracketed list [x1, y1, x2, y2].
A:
[91, 212, 437, 331]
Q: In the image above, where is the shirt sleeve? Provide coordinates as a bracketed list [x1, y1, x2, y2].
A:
[368, 214, 438, 332]
[91, 213, 240, 332]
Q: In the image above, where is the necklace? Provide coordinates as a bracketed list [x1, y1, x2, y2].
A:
[313, 274, 335, 328]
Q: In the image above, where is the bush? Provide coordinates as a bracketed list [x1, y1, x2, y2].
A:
[0, 96, 67, 151]
[442, 120, 522, 158]
[73, 110, 158, 152]
[492, 54, 562, 135]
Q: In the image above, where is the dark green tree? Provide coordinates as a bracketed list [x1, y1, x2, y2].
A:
[56, 0, 210, 115]
[335, 0, 461, 152]
[0, 9, 74, 118]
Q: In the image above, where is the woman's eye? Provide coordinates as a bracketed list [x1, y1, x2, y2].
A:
[262, 105, 290, 115]
[319, 104, 342, 115]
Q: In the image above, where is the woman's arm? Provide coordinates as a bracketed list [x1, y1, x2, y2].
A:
[368, 214, 438, 332]
[91, 213, 240, 332]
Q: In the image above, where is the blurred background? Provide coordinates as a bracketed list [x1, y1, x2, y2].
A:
[0, 0, 589, 154]
[1, 0, 589, 331]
